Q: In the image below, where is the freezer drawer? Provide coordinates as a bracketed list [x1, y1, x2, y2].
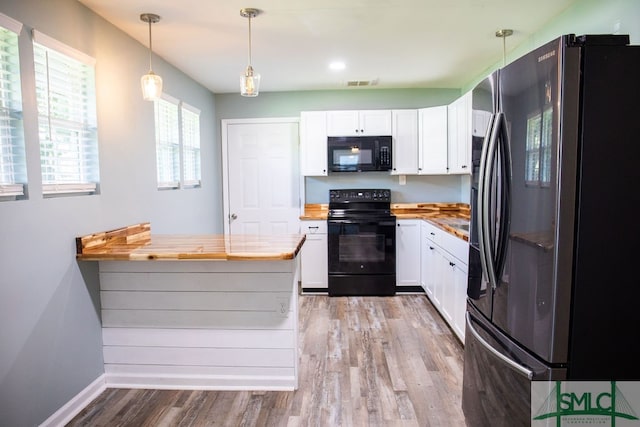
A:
[462, 303, 566, 427]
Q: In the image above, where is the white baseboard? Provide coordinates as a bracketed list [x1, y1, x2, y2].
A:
[105, 373, 297, 391]
[39, 374, 107, 427]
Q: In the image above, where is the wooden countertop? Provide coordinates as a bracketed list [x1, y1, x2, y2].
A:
[300, 202, 471, 241]
[76, 223, 306, 261]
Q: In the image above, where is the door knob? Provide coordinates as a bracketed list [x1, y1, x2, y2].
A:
[230, 213, 238, 220]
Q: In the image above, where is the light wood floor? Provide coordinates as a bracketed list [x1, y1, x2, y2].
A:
[67, 295, 467, 426]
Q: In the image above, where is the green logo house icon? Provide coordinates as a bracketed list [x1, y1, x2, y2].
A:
[532, 381, 639, 426]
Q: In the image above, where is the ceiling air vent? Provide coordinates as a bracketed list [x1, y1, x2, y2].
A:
[345, 78, 379, 87]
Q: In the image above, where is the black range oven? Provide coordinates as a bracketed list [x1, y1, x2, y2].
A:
[327, 189, 396, 296]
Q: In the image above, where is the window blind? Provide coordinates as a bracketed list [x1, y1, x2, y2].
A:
[181, 103, 200, 186]
[0, 16, 26, 198]
[155, 96, 180, 188]
[33, 31, 99, 195]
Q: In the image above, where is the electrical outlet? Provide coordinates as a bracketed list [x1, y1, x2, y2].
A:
[275, 296, 289, 317]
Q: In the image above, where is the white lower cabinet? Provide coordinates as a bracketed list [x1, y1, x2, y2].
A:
[396, 219, 421, 290]
[421, 221, 468, 343]
[300, 220, 328, 291]
[451, 258, 468, 341]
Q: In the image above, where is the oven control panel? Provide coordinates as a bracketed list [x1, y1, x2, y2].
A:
[329, 189, 391, 203]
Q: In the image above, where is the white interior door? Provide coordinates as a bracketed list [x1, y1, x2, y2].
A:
[222, 119, 301, 235]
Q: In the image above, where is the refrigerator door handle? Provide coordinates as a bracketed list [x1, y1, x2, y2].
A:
[494, 113, 512, 285]
[477, 113, 498, 290]
[480, 113, 502, 290]
[465, 312, 534, 380]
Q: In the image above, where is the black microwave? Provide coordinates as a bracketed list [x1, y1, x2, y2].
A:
[327, 136, 392, 172]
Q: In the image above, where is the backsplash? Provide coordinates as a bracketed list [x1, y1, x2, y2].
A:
[304, 173, 470, 204]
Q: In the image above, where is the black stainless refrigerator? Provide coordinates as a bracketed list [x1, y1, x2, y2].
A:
[462, 34, 640, 426]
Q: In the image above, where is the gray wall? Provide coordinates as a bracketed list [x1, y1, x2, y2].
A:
[0, 1, 217, 425]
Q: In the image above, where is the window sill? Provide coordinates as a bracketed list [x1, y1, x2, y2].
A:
[42, 183, 97, 197]
[0, 183, 25, 200]
[182, 180, 201, 189]
[158, 181, 180, 190]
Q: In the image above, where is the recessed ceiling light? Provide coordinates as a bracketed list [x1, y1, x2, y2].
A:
[329, 61, 346, 71]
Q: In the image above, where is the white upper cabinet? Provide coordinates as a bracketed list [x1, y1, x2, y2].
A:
[300, 111, 328, 176]
[326, 110, 392, 136]
[391, 109, 419, 175]
[447, 90, 472, 174]
[418, 106, 448, 175]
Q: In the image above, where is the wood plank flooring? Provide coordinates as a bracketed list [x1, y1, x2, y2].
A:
[67, 295, 467, 426]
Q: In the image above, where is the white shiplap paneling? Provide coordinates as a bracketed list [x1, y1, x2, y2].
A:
[97, 258, 299, 390]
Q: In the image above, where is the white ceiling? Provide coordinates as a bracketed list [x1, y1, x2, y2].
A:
[78, 0, 578, 94]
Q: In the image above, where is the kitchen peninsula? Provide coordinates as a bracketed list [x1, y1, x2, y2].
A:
[76, 223, 306, 391]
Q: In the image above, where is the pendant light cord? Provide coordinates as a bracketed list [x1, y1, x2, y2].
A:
[148, 19, 154, 72]
[502, 35, 506, 66]
[496, 29, 512, 67]
[247, 15, 252, 67]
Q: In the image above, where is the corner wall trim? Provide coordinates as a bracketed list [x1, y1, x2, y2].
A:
[39, 374, 107, 427]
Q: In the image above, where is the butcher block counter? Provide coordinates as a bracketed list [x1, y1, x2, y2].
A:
[76, 222, 305, 261]
[301, 202, 470, 241]
[76, 223, 304, 391]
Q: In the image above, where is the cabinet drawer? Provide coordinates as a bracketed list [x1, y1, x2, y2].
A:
[423, 220, 468, 264]
[301, 220, 327, 234]
[440, 230, 469, 264]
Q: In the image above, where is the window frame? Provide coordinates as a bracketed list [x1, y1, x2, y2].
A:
[32, 30, 100, 197]
[154, 94, 181, 189]
[180, 102, 201, 188]
[153, 94, 201, 190]
[0, 13, 26, 201]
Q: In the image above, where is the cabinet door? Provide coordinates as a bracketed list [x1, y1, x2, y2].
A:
[300, 221, 328, 289]
[326, 110, 392, 136]
[326, 110, 360, 136]
[396, 220, 421, 288]
[418, 106, 448, 175]
[359, 110, 392, 135]
[420, 222, 428, 293]
[439, 254, 454, 323]
[448, 91, 472, 174]
[391, 109, 418, 175]
[451, 260, 468, 342]
[421, 224, 438, 299]
[300, 111, 328, 176]
[431, 246, 446, 309]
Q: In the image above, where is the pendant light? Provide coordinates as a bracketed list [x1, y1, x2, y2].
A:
[140, 13, 162, 101]
[495, 29, 513, 66]
[240, 8, 261, 97]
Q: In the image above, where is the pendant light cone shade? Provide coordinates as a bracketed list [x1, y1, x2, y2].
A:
[240, 8, 261, 97]
[140, 13, 162, 101]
